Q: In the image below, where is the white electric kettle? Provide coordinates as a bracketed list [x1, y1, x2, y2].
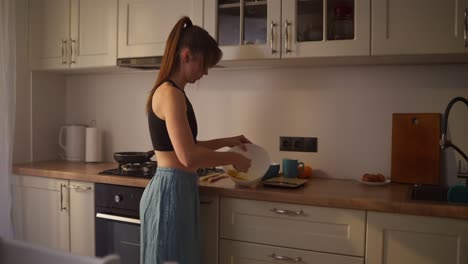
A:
[59, 125, 86, 161]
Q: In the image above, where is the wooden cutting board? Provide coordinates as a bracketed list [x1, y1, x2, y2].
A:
[391, 113, 441, 185]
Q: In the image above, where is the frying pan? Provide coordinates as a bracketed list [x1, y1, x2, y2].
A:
[114, 150, 155, 164]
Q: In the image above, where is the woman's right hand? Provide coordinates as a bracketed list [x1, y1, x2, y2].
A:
[232, 152, 251, 172]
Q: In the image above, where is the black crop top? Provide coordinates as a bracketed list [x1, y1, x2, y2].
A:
[148, 80, 198, 151]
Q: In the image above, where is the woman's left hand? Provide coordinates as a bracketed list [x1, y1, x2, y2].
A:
[227, 135, 251, 151]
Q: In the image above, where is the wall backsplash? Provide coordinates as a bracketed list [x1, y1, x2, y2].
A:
[65, 64, 468, 184]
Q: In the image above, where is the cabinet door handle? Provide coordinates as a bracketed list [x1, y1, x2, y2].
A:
[200, 200, 213, 205]
[69, 185, 92, 191]
[270, 20, 278, 54]
[284, 20, 292, 53]
[270, 208, 304, 216]
[61, 39, 67, 64]
[269, 253, 303, 262]
[70, 38, 76, 64]
[464, 8, 467, 48]
[60, 184, 67, 211]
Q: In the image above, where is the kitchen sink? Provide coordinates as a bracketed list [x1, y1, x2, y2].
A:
[409, 185, 449, 203]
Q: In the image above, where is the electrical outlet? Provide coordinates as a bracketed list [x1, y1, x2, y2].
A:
[292, 137, 304, 151]
[280, 136, 318, 152]
[304, 137, 318, 152]
[279, 136, 293, 151]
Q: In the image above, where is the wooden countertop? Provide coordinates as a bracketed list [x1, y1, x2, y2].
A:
[13, 161, 468, 221]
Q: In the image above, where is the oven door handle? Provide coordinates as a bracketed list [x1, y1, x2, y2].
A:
[96, 213, 141, 224]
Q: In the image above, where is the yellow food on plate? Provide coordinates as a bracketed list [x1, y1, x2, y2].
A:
[227, 169, 248, 181]
[226, 169, 237, 177]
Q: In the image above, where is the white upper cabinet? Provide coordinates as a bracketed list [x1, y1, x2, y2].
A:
[205, 0, 370, 60]
[367, 212, 468, 264]
[29, 0, 70, 69]
[29, 0, 118, 70]
[69, 0, 118, 68]
[118, 0, 203, 58]
[372, 0, 468, 55]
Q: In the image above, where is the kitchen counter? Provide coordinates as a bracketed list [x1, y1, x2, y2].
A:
[13, 161, 468, 220]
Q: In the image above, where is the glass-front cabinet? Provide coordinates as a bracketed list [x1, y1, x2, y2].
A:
[205, 0, 282, 60]
[282, 0, 369, 58]
[205, 0, 370, 60]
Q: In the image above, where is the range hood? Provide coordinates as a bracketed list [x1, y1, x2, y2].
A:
[117, 57, 162, 69]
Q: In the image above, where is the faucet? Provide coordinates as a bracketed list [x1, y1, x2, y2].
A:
[440, 96, 468, 185]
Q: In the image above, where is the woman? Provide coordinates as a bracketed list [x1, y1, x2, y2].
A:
[140, 16, 252, 264]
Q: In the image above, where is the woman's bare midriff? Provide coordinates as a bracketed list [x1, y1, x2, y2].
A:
[155, 150, 197, 173]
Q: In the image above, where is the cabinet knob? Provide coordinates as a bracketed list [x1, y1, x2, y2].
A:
[70, 38, 76, 64]
[61, 40, 67, 65]
[60, 184, 67, 211]
[464, 8, 467, 48]
[270, 21, 278, 54]
[284, 20, 292, 53]
[69, 185, 92, 191]
[114, 194, 122, 203]
[269, 253, 303, 262]
[270, 208, 304, 216]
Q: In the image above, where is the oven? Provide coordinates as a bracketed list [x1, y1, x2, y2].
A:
[95, 162, 218, 264]
[95, 183, 144, 264]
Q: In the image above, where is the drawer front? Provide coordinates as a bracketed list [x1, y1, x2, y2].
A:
[220, 198, 365, 256]
[219, 239, 364, 264]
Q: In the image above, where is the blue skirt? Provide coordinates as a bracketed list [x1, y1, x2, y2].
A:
[140, 167, 201, 264]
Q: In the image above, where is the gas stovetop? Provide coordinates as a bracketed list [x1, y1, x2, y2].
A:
[99, 163, 224, 179]
[99, 161, 157, 179]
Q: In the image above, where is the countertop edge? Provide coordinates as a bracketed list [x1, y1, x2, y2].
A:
[13, 165, 149, 188]
[13, 162, 468, 221]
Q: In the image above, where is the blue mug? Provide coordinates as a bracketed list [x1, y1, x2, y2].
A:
[283, 158, 304, 178]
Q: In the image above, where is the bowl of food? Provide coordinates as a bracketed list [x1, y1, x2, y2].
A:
[223, 144, 271, 187]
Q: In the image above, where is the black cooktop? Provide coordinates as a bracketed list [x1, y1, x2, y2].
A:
[99, 163, 224, 179]
[99, 161, 157, 179]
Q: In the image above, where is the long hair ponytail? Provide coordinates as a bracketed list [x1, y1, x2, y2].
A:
[145, 17, 191, 113]
[145, 16, 222, 113]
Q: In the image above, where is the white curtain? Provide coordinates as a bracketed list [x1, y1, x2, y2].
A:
[0, 0, 16, 239]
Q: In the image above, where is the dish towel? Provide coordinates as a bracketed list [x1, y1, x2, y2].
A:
[140, 167, 201, 264]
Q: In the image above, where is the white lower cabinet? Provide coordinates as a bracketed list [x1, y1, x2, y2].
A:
[200, 195, 219, 264]
[12, 175, 70, 252]
[220, 239, 364, 264]
[12, 175, 95, 256]
[69, 180, 95, 256]
[366, 211, 468, 264]
[220, 197, 366, 264]
[220, 197, 366, 257]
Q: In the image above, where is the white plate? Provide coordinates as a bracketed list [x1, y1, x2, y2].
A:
[223, 144, 271, 187]
[357, 179, 391, 186]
